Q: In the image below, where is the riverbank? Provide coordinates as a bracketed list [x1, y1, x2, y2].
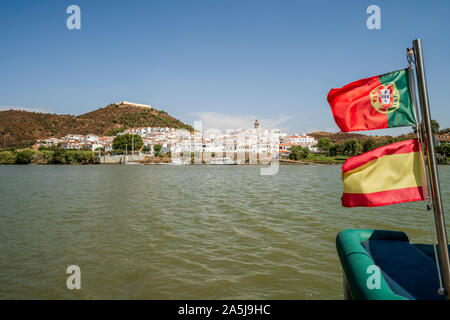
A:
[281, 154, 350, 165]
[0, 148, 96, 165]
[1, 148, 448, 165]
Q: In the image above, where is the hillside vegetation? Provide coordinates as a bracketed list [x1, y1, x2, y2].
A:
[0, 103, 193, 148]
[308, 131, 411, 146]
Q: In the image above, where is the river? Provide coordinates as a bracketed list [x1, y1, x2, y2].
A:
[0, 165, 448, 299]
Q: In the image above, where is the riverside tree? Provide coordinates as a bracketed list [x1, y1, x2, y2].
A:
[316, 137, 333, 154]
[413, 119, 440, 134]
[0, 148, 96, 165]
[0, 151, 17, 164]
[436, 142, 449, 164]
[112, 134, 143, 154]
[153, 144, 162, 156]
[344, 139, 361, 156]
[289, 145, 309, 160]
[15, 149, 35, 164]
[436, 142, 449, 157]
[362, 138, 376, 153]
[142, 145, 151, 154]
[328, 144, 338, 156]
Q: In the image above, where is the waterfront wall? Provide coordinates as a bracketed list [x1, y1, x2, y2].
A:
[98, 155, 147, 164]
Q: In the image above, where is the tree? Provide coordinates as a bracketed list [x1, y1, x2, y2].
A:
[344, 139, 361, 156]
[362, 138, 376, 153]
[0, 151, 17, 164]
[316, 137, 333, 154]
[432, 120, 440, 134]
[153, 144, 162, 156]
[75, 150, 96, 164]
[15, 149, 35, 164]
[301, 146, 310, 159]
[142, 145, 151, 154]
[51, 148, 67, 164]
[436, 142, 449, 158]
[289, 145, 309, 160]
[328, 144, 338, 156]
[413, 119, 440, 134]
[32, 150, 54, 164]
[112, 134, 143, 154]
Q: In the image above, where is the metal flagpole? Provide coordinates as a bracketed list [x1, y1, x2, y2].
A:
[406, 56, 430, 201]
[413, 38, 450, 298]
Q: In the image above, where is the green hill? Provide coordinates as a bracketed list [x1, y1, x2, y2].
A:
[0, 103, 193, 148]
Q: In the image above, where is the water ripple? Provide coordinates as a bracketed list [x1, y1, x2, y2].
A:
[0, 165, 448, 299]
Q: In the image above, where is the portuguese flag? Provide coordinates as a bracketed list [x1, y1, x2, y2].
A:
[327, 69, 417, 132]
[341, 139, 428, 207]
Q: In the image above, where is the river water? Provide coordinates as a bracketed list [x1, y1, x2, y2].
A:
[0, 165, 449, 299]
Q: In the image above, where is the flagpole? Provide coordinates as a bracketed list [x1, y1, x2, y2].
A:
[407, 63, 430, 201]
[413, 38, 450, 298]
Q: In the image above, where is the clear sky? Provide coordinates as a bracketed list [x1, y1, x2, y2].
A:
[0, 0, 449, 134]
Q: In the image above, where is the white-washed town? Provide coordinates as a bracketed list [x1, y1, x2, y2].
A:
[36, 120, 317, 163]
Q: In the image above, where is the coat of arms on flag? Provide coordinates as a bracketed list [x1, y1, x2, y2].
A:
[370, 82, 400, 114]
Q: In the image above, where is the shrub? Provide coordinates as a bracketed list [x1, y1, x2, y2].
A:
[51, 148, 67, 164]
[75, 150, 96, 164]
[0, 151, 17, 164]
[16, 149, 36, 164]
[59, 149, 96, 164]
[32, 150, 54, 164]
[362, 138, 376, 153]
[31, 150, 45, 164]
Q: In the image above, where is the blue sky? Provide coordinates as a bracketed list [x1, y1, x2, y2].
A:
[0, 0, 449, 134]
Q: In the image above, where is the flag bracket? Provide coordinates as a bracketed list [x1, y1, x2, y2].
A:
[407, 48, 415, 66]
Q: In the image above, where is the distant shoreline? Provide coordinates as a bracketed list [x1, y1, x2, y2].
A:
[1, 162, 448, 166]
[1, 148, 448, 166]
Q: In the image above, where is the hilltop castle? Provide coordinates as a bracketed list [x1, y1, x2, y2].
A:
[118, 101, 152, 108]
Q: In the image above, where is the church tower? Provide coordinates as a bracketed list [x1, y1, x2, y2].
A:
[254, 120, 260, 129]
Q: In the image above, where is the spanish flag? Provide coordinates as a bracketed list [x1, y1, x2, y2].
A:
[342, 139, 428, 207]
[327, 69, 417, 132]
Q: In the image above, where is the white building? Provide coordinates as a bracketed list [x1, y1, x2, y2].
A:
[36, 123, 318, 160]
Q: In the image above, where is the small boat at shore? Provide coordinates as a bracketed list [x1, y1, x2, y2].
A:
[125, 161, 141, 165]
[210, 157, 235, 165]
[168, 159, 190, 165]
